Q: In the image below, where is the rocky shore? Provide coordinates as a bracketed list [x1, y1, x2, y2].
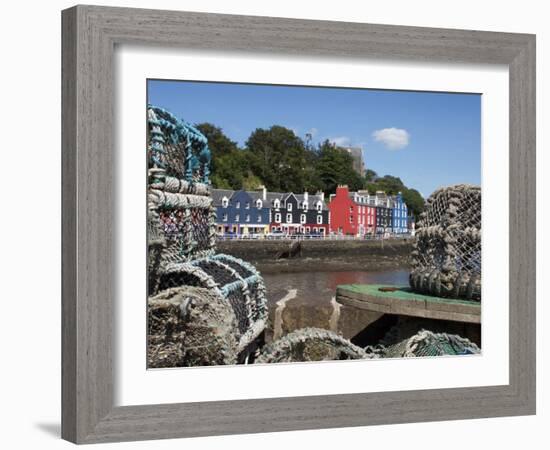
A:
[216, 238, 413, 274]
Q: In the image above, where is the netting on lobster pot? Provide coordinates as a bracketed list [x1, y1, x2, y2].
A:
[409, 184, 481, 301]
[148, 105, 211, 183]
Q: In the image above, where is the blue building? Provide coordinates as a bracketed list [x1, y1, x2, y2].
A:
[212, 188, 271, 235]
[391, 192, 408, 234]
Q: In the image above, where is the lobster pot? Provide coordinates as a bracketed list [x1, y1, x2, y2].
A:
[148, 188, 216, 294]
[409, 185, 481, 300]
[156, 254, 268, 353]
[256, 328, 370, 363]
[382, 330, 480, 358]
[148, 106, 211, 183]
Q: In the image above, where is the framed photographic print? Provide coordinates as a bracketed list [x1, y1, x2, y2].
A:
[62, 5, 536, 444]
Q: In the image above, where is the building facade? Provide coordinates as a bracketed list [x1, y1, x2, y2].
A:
[212, 189, 271, 235]
[212, 187, 330, 236]
[269, 191, 330, 235]
[328, 186, 377, 236]
[373, 191, 392, 235]
[391, 192, 409, 234]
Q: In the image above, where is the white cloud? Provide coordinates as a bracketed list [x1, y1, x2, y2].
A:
[372, 128, 410, 150]
[329, 136, 351, 147]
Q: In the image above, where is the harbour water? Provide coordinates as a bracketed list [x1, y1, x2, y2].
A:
[262, 270, 409, 342]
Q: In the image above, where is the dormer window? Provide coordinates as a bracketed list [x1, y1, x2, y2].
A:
[222, 197, 229, 208]
[274, 199, 280, 209]
[256, 199, 262, 208]
[303, 201, 308, 210]
[316, 201, 322, 212]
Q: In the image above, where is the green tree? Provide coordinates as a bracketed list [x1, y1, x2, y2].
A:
[364, 169, 378, 183]
[241, 173, 264, 191]
[402, 188, 425, 220]
[196, 123, 249, 190]
[246, 126, 307, 192]
[315, 140, 364, 194]
[196, 123, 239, 159]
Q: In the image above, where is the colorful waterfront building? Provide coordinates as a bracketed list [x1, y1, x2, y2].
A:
[373, 191, 393, 235]
[212, 188, 271, 235]
[391, 192, 409, 234]
[212, 187, 330, 236]
[328, 186, 377, 236]
[269, 191, 330, 235]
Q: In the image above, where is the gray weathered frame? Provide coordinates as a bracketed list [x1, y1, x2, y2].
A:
[62, 5, 536, 444]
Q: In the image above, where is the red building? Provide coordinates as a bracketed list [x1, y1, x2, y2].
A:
[328, 186, 376, 236]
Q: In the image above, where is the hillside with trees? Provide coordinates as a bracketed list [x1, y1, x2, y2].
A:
[196, 123, 425, 219]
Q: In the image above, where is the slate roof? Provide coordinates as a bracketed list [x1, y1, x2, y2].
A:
[211, 188, 328, 210]
[211, 189, 234, 206]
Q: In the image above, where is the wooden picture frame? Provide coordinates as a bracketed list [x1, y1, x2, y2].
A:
[61, 5, 536, 444]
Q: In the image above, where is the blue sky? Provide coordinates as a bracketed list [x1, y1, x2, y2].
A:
[148, 80, 481, 197]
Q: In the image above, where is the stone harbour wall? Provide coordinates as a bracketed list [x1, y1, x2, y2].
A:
[216, 238, 413, 273]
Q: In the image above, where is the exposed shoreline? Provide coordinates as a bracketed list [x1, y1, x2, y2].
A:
[216, 238, 413, 274]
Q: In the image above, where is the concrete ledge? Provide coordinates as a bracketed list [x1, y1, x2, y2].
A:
[336, 284, 481, 324]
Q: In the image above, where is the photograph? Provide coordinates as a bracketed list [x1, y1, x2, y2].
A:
[146, 80, 482, 368]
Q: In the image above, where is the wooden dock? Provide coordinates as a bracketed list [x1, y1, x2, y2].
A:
[336, 284, 481, 324]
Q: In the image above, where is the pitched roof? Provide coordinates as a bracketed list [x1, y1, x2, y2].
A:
[211, 188, 329, 210]
[211, 189, 234, 206]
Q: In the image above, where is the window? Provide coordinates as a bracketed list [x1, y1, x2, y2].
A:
[303, 202, 308, 211]
[222, 213, 228, 222]
[245, 214, 250, 222]
[256, 199, 262, 208]
[222, 197, 228, 208]
[275, 213, 281, 223]
[274, 199, 280, 209]
[317, 202, 322, 212]
[300, 214, 306, 224]
[235, 214, 240, 222]
[317, 215, 323, 224]
[245, 202, 250, 209]
[349, 215, 354, 223]
[286, 213, 292, 223]
[257, 215, 262, 222]
[287, 202, 293, 211]
[235, 201, 240, 209]
[350, 206, 354, 213]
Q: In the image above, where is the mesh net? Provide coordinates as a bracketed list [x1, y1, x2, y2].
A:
[257, 328, 370, 363]
[157, 205, 214, 263]
[381, 329, 480, 358]
[148, 286, 239, 368]
[409, 184, 481, 301]
[146, 104, 268, 364]
[148, 106, 211, 183]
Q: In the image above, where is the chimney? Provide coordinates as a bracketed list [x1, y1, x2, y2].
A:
[304, 191, 309, 203]
[259, 185, 267, 201]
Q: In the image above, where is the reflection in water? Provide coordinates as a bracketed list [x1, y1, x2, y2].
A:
[263, 270, 409, 307]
